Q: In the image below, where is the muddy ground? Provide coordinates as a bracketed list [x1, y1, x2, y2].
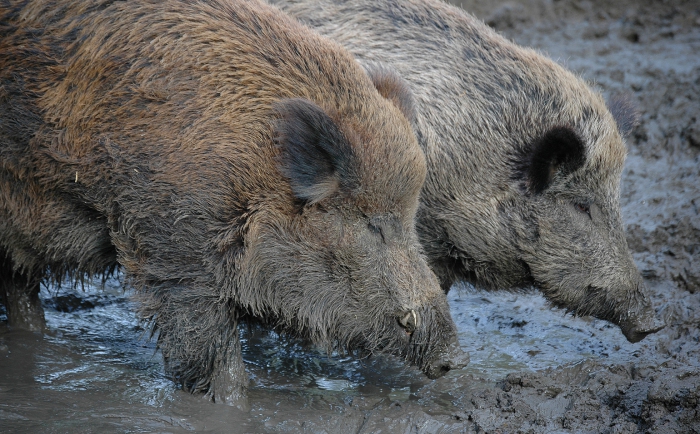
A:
[1, 0, 699, 433]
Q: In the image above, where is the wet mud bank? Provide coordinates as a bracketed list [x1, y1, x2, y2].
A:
[1, 0, 699, 432]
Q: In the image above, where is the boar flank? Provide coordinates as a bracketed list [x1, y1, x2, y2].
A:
[0, 0, 467, 405]
[274, 0, 664, 343]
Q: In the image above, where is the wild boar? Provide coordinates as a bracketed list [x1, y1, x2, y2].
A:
[0, 0, 467, 405]
[273, 0, 665, 342]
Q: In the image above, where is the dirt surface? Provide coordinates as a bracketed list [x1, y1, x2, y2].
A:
[1, 0, 699, 433]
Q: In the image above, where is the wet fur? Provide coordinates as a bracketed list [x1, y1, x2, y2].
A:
[0, 0, 462, 403]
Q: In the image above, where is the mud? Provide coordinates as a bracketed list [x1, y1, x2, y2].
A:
[1, 0, 699, 432]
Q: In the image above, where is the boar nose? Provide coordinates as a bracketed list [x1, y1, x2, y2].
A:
[424, 340, 469, 379]
[619, 300, 665, 343]
[617, 280, 665, 343]
[398, 310, 419, 334]
[621, 314, 665, 343]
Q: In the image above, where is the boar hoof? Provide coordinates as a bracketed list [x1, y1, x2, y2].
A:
[621, 316, 665, 343]
[1, 277, 46, 333]
[425, 342, 469, 379]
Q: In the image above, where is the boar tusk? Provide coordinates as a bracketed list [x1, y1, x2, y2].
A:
[412, 310, 419, 329]
[400, 311, 412, 328]
[399, 310, 419, 332]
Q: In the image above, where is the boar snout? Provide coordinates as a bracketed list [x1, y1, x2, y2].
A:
[615, 282, 665, 343]
[400, 301, 469, 379]
[619, 309, 665, 343]
[423, 340, 469, 379]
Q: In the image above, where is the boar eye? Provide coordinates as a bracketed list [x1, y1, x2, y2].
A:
[368, 222, 385, 242]
[574, 202, 591, 219]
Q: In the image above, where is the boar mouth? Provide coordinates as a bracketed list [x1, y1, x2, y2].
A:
[619, 285, 666, 343]
[397, 309, 420, 335]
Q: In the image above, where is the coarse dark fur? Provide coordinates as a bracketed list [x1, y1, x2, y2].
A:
[0, 0, 467, 405]
[272, 0, 664, 343]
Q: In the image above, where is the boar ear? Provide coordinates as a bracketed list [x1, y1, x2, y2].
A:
[364, 62, 416, 124]
[606, 93, 639, 138]
[273, 98, 354, 204]
[526, 127, 586, 194]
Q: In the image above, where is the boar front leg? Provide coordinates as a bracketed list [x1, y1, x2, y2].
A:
[0, 254, 45, 332]
[146, 291, 248, 409]
[203, 324, 248, 410]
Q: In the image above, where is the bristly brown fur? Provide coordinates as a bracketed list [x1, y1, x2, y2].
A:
[0, 0, 466, 405]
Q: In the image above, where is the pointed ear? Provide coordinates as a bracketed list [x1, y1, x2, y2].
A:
[364, 62, 416, 124]
[606, 93, 639, 138]
[273, 98, 355, 204]
[526, 127, 586, 194]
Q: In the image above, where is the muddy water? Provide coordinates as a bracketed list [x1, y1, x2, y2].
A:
[2, 0, 700, 432]
[0, 277, 676, 433]
[1, 279, 431, 433]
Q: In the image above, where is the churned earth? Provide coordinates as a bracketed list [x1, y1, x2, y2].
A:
[1, 0, 699, 432]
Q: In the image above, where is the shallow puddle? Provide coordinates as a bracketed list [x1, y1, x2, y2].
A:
[0, 276, 670, 432]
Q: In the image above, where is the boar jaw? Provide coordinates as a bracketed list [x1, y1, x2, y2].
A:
[546, 281, 666, 343]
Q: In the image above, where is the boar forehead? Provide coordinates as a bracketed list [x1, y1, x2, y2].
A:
[319, 203, 409, 245]
[574, 158, 624, 199]
[336, 113, 426, 217]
